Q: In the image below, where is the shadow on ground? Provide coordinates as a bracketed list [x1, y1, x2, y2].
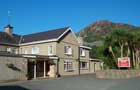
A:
[0, 86, 30, 90]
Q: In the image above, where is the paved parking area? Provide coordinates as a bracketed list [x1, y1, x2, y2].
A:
[0, 74, 140, 90]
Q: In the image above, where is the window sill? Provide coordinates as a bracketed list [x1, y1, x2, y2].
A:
[80, 55, 86, 57]
[64, 70, 74, 72]
[48, 54, 54, 56]
[80, 68, 88, 70]
[65, 53, 72, 56]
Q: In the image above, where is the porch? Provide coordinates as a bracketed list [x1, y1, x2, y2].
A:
[22, 54, 59, 79]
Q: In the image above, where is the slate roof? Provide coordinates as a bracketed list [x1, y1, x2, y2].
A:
[0, 32, 21, 45]
[21, 27, 70, 44]
[0, 27, 70, 45]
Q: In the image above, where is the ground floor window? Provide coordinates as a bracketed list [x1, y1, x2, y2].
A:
[80, 62, 88, 69]
[64, 60, 73, 71]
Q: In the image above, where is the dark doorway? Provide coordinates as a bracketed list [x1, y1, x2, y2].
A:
[27, 60, 50, 79]
[27, 61, 34, 79]
[36, 61, 44, 77]
[46, 61, 50, 76]
[36, 61, 50, 77]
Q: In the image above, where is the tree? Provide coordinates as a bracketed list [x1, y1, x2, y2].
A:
[128, 30, 140, 69]
[90, 27, 140, 69]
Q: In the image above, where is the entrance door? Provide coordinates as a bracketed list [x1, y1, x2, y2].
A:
[36, 61, 44, 77]
[27, 61, 34, 79]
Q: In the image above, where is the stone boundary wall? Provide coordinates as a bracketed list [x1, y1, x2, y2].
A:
[96, 70, 140, 79]
[0, 56, 28, 82]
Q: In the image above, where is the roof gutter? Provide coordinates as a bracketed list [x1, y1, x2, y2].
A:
[19, 39, 58, 46]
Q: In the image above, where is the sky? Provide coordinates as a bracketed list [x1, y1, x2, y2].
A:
[0, 0, 140, 35]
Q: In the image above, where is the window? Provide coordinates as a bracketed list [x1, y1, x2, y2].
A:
[48, 45, 53, 55]
[15, 49, 18, 54]
[12, 48, 17, 54]
[64, 60, 73, 71]
[64, 46, 72, 55]
[7, 47, 11, 53]
[80, 62, 88, 69]
[5, 48, 18, 54]
[80, 48, 86, 56]
[31, 47, 39, 54]
[24, 49, 28, 54]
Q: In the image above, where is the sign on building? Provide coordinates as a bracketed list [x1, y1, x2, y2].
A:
[118, 57, 130, 67]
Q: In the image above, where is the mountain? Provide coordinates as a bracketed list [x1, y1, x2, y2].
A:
[77, 20, 137, 47]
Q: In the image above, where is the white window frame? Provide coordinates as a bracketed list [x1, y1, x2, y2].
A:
[48, 45, 53, 55]
[64, 60, 73, 71]
[80, 62, 88, 69]
[7, 47, 11, 53]
[64, 46, 72, 55]
[24, 49, 28, 54]
[80, 48, 86, 57]
[31, 46, 39, 54]
[15, 49, 18, 54]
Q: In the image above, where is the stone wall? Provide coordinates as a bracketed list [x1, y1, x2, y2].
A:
[96, 70, 140, 79]
[0, 56, 27, 82]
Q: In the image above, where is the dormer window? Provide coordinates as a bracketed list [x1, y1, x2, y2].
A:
[64, 46, 72, 55]
[80, 48, 86, 57]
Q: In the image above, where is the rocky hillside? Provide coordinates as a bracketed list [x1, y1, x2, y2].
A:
[77, 20, 136, 46]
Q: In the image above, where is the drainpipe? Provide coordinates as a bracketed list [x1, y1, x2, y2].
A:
[57, 58, 60, 76]
[78, 47, 80, 75]
[89, 60, 90, 72]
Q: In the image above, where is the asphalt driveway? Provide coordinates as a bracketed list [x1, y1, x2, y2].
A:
[0, 74, 140, 90]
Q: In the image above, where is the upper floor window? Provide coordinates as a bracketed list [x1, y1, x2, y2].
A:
[64, 46, 72, 55]
[14, 49, 18, 54]
[7, 47, 11, 53]
[12, 48, 17, 54]
[24, 49, 28, 54]
[31, 46, 39, 54]
[80, 48, 85, 57]
[48, 45, 53, 55]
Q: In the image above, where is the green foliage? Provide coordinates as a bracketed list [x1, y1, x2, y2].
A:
[6, 63, 21, 72]
[90, 27, 140, 69]
[90, 46, 117, 69]
[78, 20, 140, 69]
[6, 63, 14, 68]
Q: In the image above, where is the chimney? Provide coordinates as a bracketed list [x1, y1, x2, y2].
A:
[4, 24, 13, 36]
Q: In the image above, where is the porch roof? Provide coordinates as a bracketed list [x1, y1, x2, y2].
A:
[21, 54, 59, 60]
[90, 58, 102, 62]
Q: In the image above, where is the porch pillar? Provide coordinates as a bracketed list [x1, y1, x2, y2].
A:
[34, 63, 37, 79]
[44, 60, 46, 78]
